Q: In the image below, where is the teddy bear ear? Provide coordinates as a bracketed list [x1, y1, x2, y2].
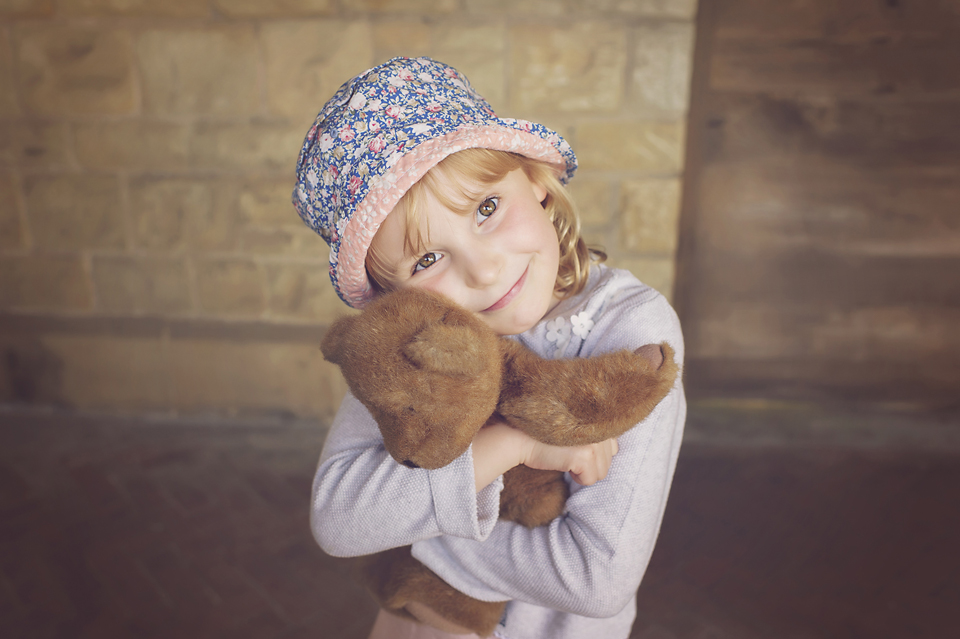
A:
[320, 316, 354, 364]
[402, 323, 487, 377]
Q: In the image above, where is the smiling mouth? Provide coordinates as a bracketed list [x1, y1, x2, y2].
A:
[483, 267, 528, 313]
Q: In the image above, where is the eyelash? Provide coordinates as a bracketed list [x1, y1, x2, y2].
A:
[413, 252, 440, 274]
[412, 196, 501, 275]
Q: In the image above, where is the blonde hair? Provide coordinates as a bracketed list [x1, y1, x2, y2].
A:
[366, 148, 605, 299]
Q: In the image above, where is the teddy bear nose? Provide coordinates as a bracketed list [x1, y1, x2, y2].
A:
[402, 460, 420, 469]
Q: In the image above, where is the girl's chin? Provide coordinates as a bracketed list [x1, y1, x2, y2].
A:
[487, 303, 551, 336]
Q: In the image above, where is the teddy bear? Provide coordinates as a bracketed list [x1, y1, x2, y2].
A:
[320, 287, 678, 636]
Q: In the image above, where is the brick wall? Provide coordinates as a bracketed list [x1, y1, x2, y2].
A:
[1, 0, 697, 418]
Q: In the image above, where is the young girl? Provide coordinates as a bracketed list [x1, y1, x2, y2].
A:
[294, 57, 686, 639]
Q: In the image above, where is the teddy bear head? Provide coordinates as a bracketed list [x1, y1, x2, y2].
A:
[321, 288, 503, 470]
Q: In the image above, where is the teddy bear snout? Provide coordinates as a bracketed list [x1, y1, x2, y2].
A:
[387, 422, 470, 470]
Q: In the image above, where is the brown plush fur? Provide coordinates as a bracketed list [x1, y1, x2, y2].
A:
[321, 288, 678, 636]
[356, 548, 505, 634]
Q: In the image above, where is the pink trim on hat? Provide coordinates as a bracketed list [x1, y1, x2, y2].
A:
[337, 124, 567, 308]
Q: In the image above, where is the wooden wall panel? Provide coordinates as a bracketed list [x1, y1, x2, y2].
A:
[714, 0, 960, 39]
[701, 95, 960, 166]
[676, 0, 960, 407]
[697, 163, 960, 255]
[711, 36, 960, 94]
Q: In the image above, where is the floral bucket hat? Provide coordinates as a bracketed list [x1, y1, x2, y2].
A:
[293, 56, 578, 308]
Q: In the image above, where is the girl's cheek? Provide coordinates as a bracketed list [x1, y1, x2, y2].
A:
[415, 278, 441, 294]
[489, 205, 520, 237]
[499, 205, 547, 245]
[408, 267, 452, 297]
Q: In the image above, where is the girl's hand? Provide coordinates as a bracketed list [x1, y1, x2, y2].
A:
[471, 421, 620, 491]
[518, 430, 619, 487]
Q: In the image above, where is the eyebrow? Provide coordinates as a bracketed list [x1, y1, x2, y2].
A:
[428, 170, 504, 216]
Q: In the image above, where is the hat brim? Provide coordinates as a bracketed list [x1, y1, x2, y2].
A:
[336, 123, 571, 308]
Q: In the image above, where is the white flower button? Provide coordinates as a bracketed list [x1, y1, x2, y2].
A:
[546, 317, 570, 343]
[570, 312, 595, 339]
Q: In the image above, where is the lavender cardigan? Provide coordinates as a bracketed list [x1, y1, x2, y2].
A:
[311, 266, 687, 639]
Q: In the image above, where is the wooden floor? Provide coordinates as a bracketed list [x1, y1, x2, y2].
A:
[2, 407, 958, 639]
[675, 0, 960, 407]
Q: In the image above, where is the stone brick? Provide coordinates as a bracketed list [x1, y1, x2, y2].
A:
[92, 256, 192, 314]
[620, 178, 682, 253]
[0, 174, 25, 249]
[129, 178, 237, 251]
[432, 25, 507, 108]
[0, 31, 19, 117]
[581, 0, 698, 19]
[237, 178, 296, 227]
[616, 256, 676, 302]
[42, 334, 171, 410]
[0, 332, 63, 403]
[0, 255, 92, 310]
[214, 0, 335, 17]
[576, 120, 685, 172]
[73, 121, 191, 171]
[465, 0, 568, 16]
[168, 339, 347, 419]
[58, 0, 209, 17]
[0, 121, 70, 170]
[510, 24, 626, 113]
[137, 27, 259, 117]
[23, 175, 124, 250]
[240, 225, 326, 256]
[0, 0, 52, 18]
[568, 178, 613, 228]
[235, 178, 325, 256]
[194, 258, 266, 316]
[72, 172, 306, 259]
[261, 21, 374, 123]
[13, 25, 135, 115]
[348, 0, 457, 13]
[264, 262, 347, 322]
[373, 22, 432, 61]
[630, 23, 696, 114]
[130, 178, 201, 250]
[191, 122, 305, 172]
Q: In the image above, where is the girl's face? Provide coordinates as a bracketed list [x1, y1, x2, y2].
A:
[369, 168, 562, 336]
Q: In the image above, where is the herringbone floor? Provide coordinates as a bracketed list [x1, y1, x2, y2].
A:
[1, 407, 958, 638]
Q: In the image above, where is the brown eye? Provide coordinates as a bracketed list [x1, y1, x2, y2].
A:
[476, 197, 499, 224]
[414, 252, 441, 273]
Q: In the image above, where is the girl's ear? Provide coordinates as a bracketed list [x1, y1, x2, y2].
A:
[532, 179, 547, 205]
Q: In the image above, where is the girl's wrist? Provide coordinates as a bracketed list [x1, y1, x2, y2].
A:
[472, 422, 525, 493]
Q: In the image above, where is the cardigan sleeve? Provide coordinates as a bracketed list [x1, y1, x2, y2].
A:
[310, 392, 503, 557]
[410, 280, 686, 616]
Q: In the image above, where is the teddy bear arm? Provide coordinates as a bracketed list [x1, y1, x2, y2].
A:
[499, 343, 679, 447]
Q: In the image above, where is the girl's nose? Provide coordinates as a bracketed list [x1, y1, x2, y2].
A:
[461, 244, 503, 289]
